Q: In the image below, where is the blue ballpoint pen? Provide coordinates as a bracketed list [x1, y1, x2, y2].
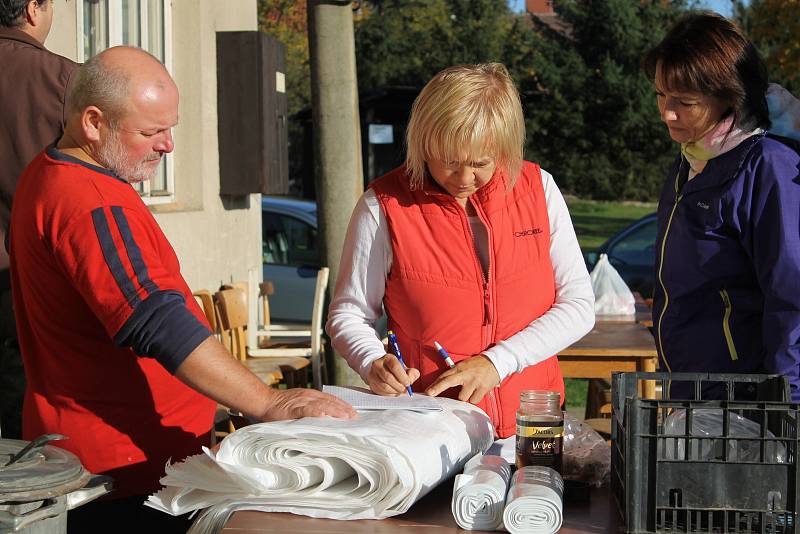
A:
[433, 341, 455, 368]
[387, 330, 413, 397]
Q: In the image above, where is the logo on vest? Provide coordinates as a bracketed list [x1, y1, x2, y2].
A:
[514, 228, 543, 237]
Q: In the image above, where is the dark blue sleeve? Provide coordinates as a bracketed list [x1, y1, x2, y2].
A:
[744, 142, 800, 401]
[114, 289, 212, 374]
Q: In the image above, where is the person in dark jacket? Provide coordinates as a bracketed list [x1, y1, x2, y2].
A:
[0, 0, 78, 439]
[644, 11, 800, 400]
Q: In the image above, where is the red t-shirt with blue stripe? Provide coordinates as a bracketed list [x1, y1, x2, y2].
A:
[10, 147, 216, 498]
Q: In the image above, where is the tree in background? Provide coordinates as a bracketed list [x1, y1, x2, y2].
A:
[354, 0, 685, 200]
[259, 0, 688, 201]
[522, 0, 685, 200]
[354, 0, 513, 89]
[258, 1, 311, 194]
[736, 0, 800, 94]
[501, 15, 589, 194]
[258, 1, 310, 116]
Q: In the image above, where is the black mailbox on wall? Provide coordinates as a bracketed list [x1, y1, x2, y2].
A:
[216, 31, 288, 196]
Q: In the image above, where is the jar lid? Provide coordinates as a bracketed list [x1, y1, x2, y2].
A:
[0, 439, 90, 501]
[520, 390, 560, 401]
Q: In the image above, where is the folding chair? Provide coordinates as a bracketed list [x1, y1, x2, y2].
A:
[247, 267, 330, 390]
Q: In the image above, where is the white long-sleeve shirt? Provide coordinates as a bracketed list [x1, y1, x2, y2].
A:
[326, 168, 595, 384]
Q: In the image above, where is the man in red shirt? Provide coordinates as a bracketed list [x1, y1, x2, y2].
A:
[9, 45, 355, 533]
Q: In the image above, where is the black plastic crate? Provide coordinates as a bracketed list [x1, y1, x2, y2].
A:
[611, 372, 799, 533]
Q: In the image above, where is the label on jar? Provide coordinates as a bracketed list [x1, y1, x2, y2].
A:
[515, 417, 563, 472]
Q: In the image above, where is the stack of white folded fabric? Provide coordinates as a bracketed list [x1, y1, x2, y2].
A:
[146, 396, 493, 533]
[451, 454, 511, 531]
[503, 466, 564, 534]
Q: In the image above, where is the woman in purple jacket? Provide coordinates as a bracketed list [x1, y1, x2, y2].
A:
[644, 11, 800, 400]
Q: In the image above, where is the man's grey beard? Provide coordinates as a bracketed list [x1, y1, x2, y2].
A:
[96, 128, 161, 184]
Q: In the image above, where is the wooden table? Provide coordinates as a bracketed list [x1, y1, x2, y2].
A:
[221, 480, 622, 533]
[559, 322, 657, 400]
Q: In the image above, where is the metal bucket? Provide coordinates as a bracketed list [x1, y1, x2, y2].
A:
[0, 436, 111, 533]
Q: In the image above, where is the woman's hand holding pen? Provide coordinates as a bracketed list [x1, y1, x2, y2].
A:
[425, 355, 500, 404]
[367, 354, 420, 396]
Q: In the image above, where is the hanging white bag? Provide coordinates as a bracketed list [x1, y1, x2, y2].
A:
[590, 253, 635, 316]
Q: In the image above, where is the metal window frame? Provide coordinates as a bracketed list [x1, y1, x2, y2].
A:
[76, 0, 175, 205]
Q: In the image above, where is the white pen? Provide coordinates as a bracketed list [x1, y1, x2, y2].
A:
[433, 341, 456, 368]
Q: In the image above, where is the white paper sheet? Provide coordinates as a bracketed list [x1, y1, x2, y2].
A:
[322, 385, 443, 412]
[146, 396, 493, 533]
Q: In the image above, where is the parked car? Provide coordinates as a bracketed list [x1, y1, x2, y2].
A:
[262, 196, 320, 322]
[584, 213, 658, 298]
[262, 196, 388, 336]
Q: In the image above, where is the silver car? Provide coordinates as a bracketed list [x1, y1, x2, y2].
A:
[262, 196, 387, 336]
[262, 196, 320, 322]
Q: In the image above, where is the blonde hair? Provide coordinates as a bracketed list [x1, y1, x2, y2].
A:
[405, 63, 525, 190]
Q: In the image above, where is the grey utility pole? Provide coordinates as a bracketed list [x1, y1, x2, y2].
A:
[308, 0, 364, 386]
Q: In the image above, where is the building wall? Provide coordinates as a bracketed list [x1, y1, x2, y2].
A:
[45, 0, 78, 56]
[45, 0, 262, 293]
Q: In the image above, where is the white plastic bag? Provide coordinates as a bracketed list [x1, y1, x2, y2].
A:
[590, 253, 635, 316]
[661, 408, 786, 463]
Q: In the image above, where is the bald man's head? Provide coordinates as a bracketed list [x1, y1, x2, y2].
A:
[64, 46, 178, 183]
[66, 46, 175, 125]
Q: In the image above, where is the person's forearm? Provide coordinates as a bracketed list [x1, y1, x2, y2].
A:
[174, 335, 275, 419]
[483, 169, 595, 379]
[328, 312, 386, 382]
[326, 190, 390, 382]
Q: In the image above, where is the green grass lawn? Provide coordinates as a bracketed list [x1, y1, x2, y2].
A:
[561, 198, 656, 415]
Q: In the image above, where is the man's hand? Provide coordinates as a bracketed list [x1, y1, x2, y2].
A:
[256, 389, 357, 421]
[175, 336, 357, 422]
[425, 354, 500, 404]
[366, 353, 420, 396]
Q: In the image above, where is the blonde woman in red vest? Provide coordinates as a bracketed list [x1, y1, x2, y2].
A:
[326, 63, 595, 438]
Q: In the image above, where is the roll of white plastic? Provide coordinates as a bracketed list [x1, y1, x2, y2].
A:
[451, 454, 511, 530]
[145, 396, 493, 533]
[503, 466, 564, 534]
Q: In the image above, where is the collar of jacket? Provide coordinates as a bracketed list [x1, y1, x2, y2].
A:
[420, 167, 513, 211]
[0, 26, 46, 50]
[677, 132, 765, 195]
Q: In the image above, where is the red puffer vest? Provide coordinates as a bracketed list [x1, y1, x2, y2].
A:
[371, 162, 564, 438]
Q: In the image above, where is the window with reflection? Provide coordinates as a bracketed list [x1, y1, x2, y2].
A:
[262, 213, 320, 267]
[80, 0, 172, 202]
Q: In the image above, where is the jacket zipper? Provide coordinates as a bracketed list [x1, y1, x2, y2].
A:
[655, 161, 685, 374]
[719, 289, 739, 361]
[485, 389, 501, 438]
[466, 197, 494, 344]
[467, 197, 500, 433]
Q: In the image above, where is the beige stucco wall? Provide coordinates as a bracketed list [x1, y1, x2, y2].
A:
[153, 0, 261, 292]
[46, 0, 262, 293]
[45, 0, 78, 59]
